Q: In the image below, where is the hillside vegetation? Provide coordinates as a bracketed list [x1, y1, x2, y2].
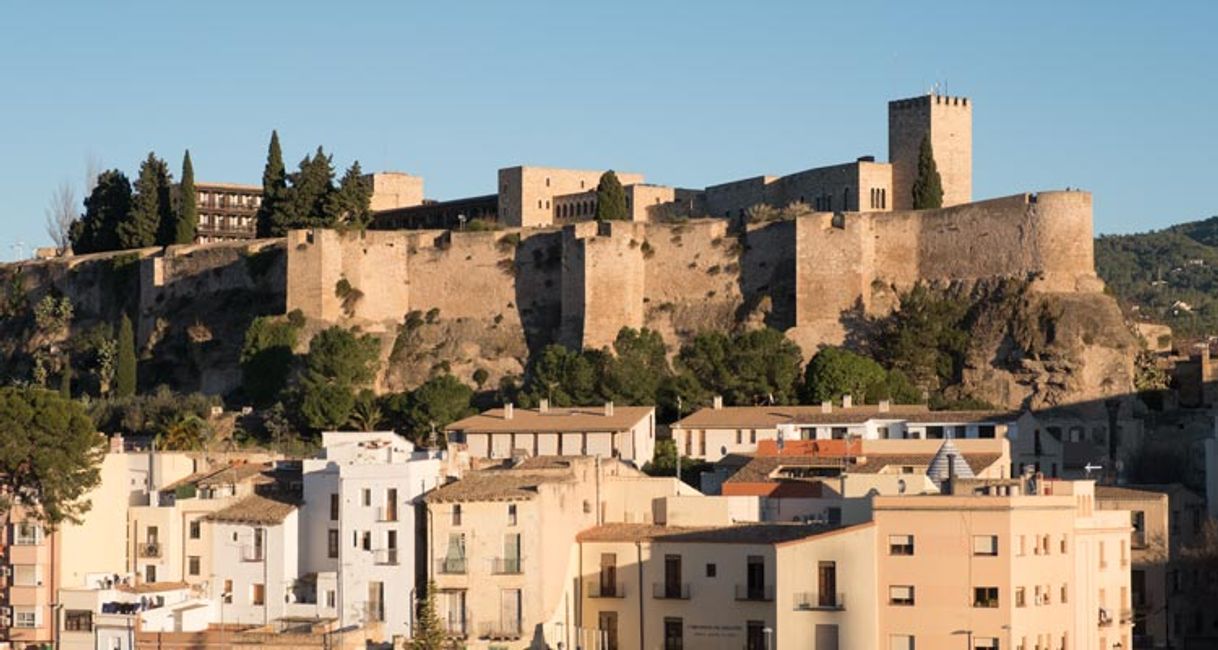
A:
[1095, 215, 1218, 339]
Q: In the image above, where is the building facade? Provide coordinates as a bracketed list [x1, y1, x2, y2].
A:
[195, 182, 262, 243]
[446, 403, 656, 467]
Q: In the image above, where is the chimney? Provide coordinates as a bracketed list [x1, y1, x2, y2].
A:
[842, 394, 853, 409]
[604, 401, 614, 417]
[539, 398, 549, 414]
[712, 395, 723, 410]
[821, 400, 832, 414]
[878, 399, 890, 413]
[946, 452, 957, 495]
[109, 434, 124, 454]
[504, 403, 514, 420]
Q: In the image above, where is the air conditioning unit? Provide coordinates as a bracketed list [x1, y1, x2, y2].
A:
[0, 566, 11, 578]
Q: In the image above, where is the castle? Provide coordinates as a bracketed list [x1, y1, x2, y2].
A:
[9, 93, 1114, 405]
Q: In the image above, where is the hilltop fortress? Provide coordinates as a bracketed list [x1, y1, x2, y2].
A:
[6, 93, 1133, 408]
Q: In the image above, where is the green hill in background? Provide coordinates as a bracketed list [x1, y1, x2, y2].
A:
[1096, 215, 1218, 339]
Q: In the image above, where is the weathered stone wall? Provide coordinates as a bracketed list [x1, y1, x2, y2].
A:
[560, 221, 646, 350]
[888, 94, 972, 209]
[641, 220, 743, 345]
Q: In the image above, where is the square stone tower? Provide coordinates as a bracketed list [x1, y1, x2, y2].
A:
[888, 93, 972, 210]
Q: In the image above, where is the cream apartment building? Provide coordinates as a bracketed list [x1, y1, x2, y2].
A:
[445, 402, 656, 467]
[1095, 485, 1168, 648]
[873, 477, 1132, 650]
[576, 520, 877, 650]
[672, 398, 1028, 463]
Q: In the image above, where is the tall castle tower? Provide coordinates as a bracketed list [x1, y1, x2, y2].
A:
[888, 93, 972, 210]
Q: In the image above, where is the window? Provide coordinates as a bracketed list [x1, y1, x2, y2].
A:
[1060, 584, 1068, 603]
[973, 587, 999, 608]
[222, 580, 233, 604]
[508, 504, 517, 526]
[973, 638, 998, 650]
[328, 529, 339, 558]
[330, 493, 339, 521]
[452, 504, 462, 526]
[188, 556, 201, 576]
[818, 561, 838, 608]
[1017, 535, 1026, 556]
[889, 534, 914, 555]
[189, 520, 201, 539]
[746, 620, 766, 650]
[362, 489, 371, 507]
[889, 585, 915, 606]
[13, 564, 40, 586]
[973, 535, 999, 556]
[14, 522, 41, 545]
[385, 488, 398, 521]
[64, 609, 93, 632]
[14, 607, 38, 628]
[252, 583, 265, 606]
[1015, 586, 1026, 607]
[326, 590, 336, 608]
[362, 531, 372, 551]
[977, 425, 996, 438]
[663, 617, 683, 650]
[706, 563, 716, 578]
[889, 634, 915, 650]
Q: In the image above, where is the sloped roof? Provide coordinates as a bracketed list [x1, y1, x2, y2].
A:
[423, 470, 575, 503]
[446, 406, 654, 433]
[723, 452, 1001, 485]
[927, 438, 975, 482]
[674, 404, 1017, 429]
[162, 462, 274, 492]
[207, 493, 298, 525]
[576, 522, 849, 545]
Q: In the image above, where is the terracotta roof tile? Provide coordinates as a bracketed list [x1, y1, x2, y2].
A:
[723, 452, 1003, 484]
[673, 405, 1017, 429]
[207, 493, 298, 525]
[446, 406, 653, 434]
[576, 522, 845, 545]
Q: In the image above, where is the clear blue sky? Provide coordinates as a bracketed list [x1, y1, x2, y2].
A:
[2, 1, 1215, 259]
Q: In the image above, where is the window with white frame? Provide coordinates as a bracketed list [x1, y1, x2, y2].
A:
[14, 607, 38, 628]
[13, 564, 40, 586]
[14, 522, 41, 545]
[889, 634, 915, 650]
[973, 535, 999, 556]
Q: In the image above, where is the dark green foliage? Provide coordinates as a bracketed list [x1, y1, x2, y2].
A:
[123, 152, 173, 248]
[519, 344, 607, 407]
[600, 328, 670, 405]
[0, 386, 104, 526]
[801, 347, 887, 404]
[87, 387, 220, 438]
[59, 355, 71, 398]
[328, 161, 372, 228]
[256, 130, 288, 237]
[382, 374, 475, 443]
[595, 170, 628, 221]
[240, 316, 301, 405]
[676, 329, 803, 405]
[71, 170, 131, 254]
[283, 147, 337, 230]
[295, 326, 381, 430]
[871, 283, 970, 391]
[174, 151, 198, 245]
[411, 580, 447, 650]
[911, 136, 944, 210]
[643, 438, 710, 487]
[1095, 217, 1218, 338]
[115, 313, 137, 397]
[472, 368, 489, 389]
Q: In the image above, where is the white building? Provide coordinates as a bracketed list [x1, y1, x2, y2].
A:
[206, 492, 301, 627]
[59, 579, 212, 650]
[300, 431, 445, 641]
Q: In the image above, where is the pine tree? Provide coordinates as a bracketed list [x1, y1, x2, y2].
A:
[256, 131, 288, 237]
[595, 170, 628, 221]
[411, 580, 447, 650]
[286, 146, 336, 229]
[174, 150, 198, 244]
[121, 153, 172, 249]
[115, 313, 137, 397]
[327, 161, 372, 228]
[911, 135, 944, 210]
[72, 170, 131, 254]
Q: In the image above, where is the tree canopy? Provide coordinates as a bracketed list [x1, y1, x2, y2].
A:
[801, 346, 923, 405]
[382, 374, 475, 444]
[0, 386, 104, 526]
[676, 329, 803, 406]
[871, 283, 970, 391]
[296, 326, 381, 430]
[115, 313, 137, 398]
[256, 130, 288, 237]
[122, 152, 173, 249]
[911, 135, 944, 210]
[240, 316, 301, 406]
[595, 170, 628, 221]
[70, 170, 131, 254]
[174, 150, 198, 245]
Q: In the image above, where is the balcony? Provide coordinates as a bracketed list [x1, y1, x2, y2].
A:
[436, 558, 467, 575]
[375, 549, 399, 566]
[1131, 531, 1148, 550]
[242, 546, 265, 562]
[794, 592, 846, 611]
[735, 584, 775, 602]
[587, 581, 625, 599]
[652, 582, 690, 600]
[491, 557, 522, 575]
[377, 506, 398, 523]
[442, 611, 470, 638]
[479, 621, 523, 640]
[137, 543, 162, 559]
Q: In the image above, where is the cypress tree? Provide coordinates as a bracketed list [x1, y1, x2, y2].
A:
[327, 161, 372, 228]
[287, 147, 336, 229]
[411, 580, 446, 649]
[121, 153, 172, 249]
[911, 135, 944, 210]
[256, 130, 288, 237]
[116, 313, 137, 397]
[73, 170, 131, 254]
[595, 170, 628, 221]
[174, 150, 198, 244]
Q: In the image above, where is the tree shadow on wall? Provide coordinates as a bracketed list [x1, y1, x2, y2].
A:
[513, 231, 564, 357]
[735, 221, 796, 331]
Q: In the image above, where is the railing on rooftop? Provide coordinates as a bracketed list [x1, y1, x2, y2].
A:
[587, 580, 625, 599]
[491, 557, 522, 575]
[436, 558, 467, 575]
[794, 592, 846, 611]
[735, 584, 775, 602]
[652, 582, 690, 600]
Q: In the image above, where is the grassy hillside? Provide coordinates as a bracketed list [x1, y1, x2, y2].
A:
[1095, 216, 1218, 339]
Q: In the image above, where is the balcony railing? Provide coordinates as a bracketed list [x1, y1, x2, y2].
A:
[242, 546, 265, 562]
[794, 592, 846, 611]
[735, 584, 775, 602]
[442, 611, 471, 637]
[1131, 531, 1148, 549]
[479, 621, 523, 639]
[375, 549, 399, 566]
[138, 543, 162, 559]
[587, 580, 625, 599]
[491, 557, 522, 575]
[652, 582, 690, 600]
[436, 558, 467, 575]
